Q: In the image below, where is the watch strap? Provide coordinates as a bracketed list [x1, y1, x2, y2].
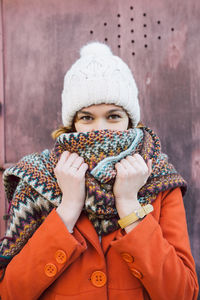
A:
[118, 204, 154, 229]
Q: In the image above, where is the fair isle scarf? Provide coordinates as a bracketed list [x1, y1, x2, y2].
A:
[0, 127, 186, 267]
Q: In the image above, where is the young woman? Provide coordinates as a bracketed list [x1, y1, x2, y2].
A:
[0, 42, 199, 300]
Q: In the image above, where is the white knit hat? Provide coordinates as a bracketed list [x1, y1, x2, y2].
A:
[61, 42, 140, 127]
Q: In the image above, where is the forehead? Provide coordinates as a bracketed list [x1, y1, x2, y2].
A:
[79, 104, 125, 113]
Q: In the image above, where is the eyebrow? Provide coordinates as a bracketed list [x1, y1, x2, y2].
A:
[77, 109, 125, 115]
[77, 111, 93, 116]
[106, 109, 125, 114]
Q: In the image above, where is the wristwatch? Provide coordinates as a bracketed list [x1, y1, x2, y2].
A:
[118, 204, 154, 229]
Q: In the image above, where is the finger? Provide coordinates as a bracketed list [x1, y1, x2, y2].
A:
[130, 154, 150, 177]
[57, 151, 70, 165]
[115, 162, 126, 176]
[71, 156, 84, 169]
[126, 156, 143, 172]
[126, 155, 139, 167]
[147, 159, 152, 176]
[133, 153, 148, 169]
[55, 152, 70, 172]
[64, 152, 79, 168]
[120, 158, 132, 170]
[133, 153, 146, 164]
[77, 163, 88, 176]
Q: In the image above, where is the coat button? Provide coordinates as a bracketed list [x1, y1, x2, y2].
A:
[121, 252, 134, 263]
[55, 250, 67, 264]
[44, 263, 57, 277]
[91, 271, 107, 287]
[130, 267, 143, 279]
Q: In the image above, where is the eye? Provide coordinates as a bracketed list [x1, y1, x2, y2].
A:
[107, 114, 121, 120]
[80, 115, 93, 121]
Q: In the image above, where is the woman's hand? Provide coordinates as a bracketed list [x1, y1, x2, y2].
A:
[54, 151, 88, 232]
[113, 153, 152, 218]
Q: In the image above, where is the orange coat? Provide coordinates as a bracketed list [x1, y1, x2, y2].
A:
[0, 188, 199, 300]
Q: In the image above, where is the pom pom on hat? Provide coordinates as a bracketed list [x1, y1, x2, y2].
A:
[62, 41, 140, 128]
[80, 42, 113, 57]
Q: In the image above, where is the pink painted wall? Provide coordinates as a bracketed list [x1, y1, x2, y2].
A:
[0, 0, 200, 290]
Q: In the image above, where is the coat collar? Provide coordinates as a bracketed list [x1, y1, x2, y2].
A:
[76, 212, 118, 255]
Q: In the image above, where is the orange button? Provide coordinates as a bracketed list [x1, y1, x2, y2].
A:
[121, 252, 134, 263]
[91, 271, 107, 287]
[130, 268, 143, 279]
[55, 250, 67, 264]
[44, 263, 57, 277]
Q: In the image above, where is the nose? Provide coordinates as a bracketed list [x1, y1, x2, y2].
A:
[92, 119, 108, 131]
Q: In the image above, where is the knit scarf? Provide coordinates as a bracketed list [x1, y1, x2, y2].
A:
[0, 127, 186, 266]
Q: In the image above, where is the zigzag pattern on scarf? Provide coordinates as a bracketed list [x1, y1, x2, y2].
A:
[0, 180, 55, 259]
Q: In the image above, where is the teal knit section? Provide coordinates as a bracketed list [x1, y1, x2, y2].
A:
[91, 128, 143, 181]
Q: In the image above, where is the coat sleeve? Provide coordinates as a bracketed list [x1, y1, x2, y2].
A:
[0, 179, 87, 300]
[111, 188, 199, 300]
[0, 209, 87, 300]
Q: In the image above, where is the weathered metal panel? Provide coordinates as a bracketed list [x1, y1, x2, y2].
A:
[0, 0, 6, 237]
[0, 0, 199, 289]
[2, 0, 120, 164]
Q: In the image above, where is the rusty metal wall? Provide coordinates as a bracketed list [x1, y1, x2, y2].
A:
[0, 0, 6, 238]
[0, 0, 199, 289]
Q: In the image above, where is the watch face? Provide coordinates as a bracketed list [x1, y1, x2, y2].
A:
[144, 204, 154, 214]
[138, 209, 146, 218]
[135, 204, 153, 219]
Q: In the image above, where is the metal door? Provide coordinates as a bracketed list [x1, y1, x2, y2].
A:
[0, 0, 200, 287]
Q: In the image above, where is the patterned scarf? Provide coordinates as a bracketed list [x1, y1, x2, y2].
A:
[0, 127, 186, 266]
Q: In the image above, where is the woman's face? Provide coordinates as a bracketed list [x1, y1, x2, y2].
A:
[74, 104, 130, 132]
